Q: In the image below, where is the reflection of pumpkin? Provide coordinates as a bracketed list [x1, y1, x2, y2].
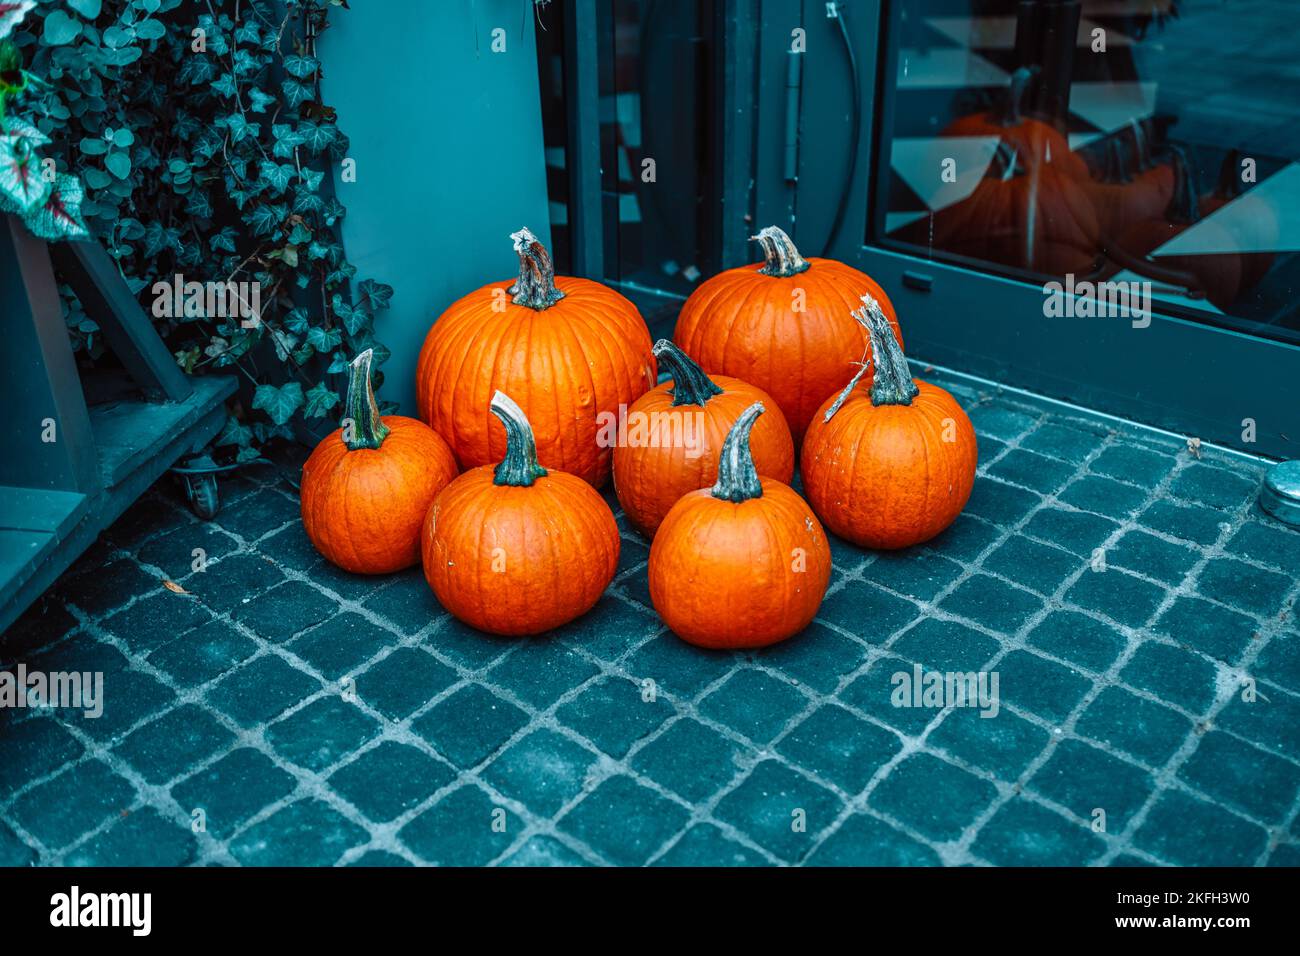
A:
[801, 297, 977, 550]
[1113, 146, 1241, 308]
[927, 140, 1101, 276]
[1200, 149, 1276, 293]
[416, 228, 656, 488]
[1085, 136, 1174, 239]
[945, 66, 1088, 179]
[674, 225, 899, 446]
[612, 340, 794, 539]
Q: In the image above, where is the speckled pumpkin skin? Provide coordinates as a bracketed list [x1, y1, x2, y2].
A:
[648, 478, 831, 648]
[801, 380, 978, 549]
[421, 466, 619, 636]
[673, 258, 900, 445]
[301, 416, 459, 574]
[416, 276, 656, 487]
[612, 374, 795, 538]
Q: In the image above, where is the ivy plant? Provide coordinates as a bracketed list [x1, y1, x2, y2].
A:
[8, 0, 391, 460]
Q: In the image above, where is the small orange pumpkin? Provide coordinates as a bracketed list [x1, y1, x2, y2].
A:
[301, 349, 459, 574]
[422, 391, 620, 636]
[612, 339, 795, 538]
[673, 225, 900, 446]
[801, 296, 978, 550]
[648, 402, 831, 649]
[416, 227, 656, 487]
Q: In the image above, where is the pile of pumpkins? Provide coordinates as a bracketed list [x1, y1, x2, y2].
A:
[300, 225, 978, 649]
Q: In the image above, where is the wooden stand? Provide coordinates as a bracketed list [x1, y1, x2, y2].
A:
[0, 214, 236, 636]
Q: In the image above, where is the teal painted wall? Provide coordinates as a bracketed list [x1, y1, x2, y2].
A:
[319, 0, 552, 415]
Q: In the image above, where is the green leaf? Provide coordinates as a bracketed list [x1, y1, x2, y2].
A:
[22, 174, 90, 242]
[0, 136, 51, 214]
[42, 10, 81, 45]
[307, 325, 342, 352]
[135, 19, 165, 41]
[68, 0, 102, 18]
[258, 160, 293, 194]
[359, 279, 394, 311]
[247, 87, 275, 113]
[252, 381, 304, 425]
[79, 136, 108, 156]
[104, 151, 132, 179]
[303, 381, 339, 418]
[0, 2, 36, 42]
[282, 54, 319, 78]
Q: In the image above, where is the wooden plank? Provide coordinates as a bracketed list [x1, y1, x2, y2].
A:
[0, 487, 88, 535]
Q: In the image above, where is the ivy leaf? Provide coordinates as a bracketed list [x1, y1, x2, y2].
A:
[210, 226, 237, 253]
[246, 202, 283, 237]
[282, 54, 319, 78]
[359, 279, 394, 311]
[247, 87, 275, 113]
[303, 381, 340, 419]
[22, 174, 90, 242]
[280, 78, 311, 109]
[215, 416, 253, 448]
[297, 121, 336, 153]
[283, 307, 310, 334]
[298, 167, 324, 193]
[258, 160, 293, 194]
[307, 325, 342, 353]
[252, 381, 304, 425]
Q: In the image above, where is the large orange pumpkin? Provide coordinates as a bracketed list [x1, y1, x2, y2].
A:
[301, 349, 459, 574]
[648, 402, 831, 649]
[801, 295, 978, 550]
[1084, 135, 1174, 240]
[422, 391, 620, 636]
[416, 227, 656, 487]
[612, 339, 795, 538]
[674, 225, 899, 445]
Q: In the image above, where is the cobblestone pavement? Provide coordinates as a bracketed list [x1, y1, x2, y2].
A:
[2, 369, 1298, 867]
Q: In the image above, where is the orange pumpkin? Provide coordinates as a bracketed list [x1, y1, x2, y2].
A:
[301, 349, 459, 574]
[648, 402, 831, 649]
[802, 295, 978, 550]
[674, 225, 900, 445]
[416, 227, 656, 487]
[612, 339, 795, 538]
[422, 391, 619, 636]
[1084, 136, 1174, 240]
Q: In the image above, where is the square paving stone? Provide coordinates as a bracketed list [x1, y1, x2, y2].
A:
[189, 553, 286, 613]
[1089, 444, 1172, 487]
[924, 514, 1002, 563]
[965, 479, 1043, 527]
[1058, 475, 1149, 518]
[652, 824, 767, 866]
[137, 522, 238, 579]
[0, 716, 84, 801]
[1065, 569, 1167, 629]
[27, 633, 128, 677]
[1108, 530, 1200, 585]
[972, 798, 1106, 866]
[1195, 557, 1293, 619]
[557, 596, 660, 662]
[1214, 687, 1300, 763]
[1120, 641, 1219, 715]
[967, 402, 1037, 441]
[206, 654, 319, 727]
[623, 634, 739, 700]
[328, 741, 456, 822]
[1026, 610, 1127, 672]
[986, 448, 1077, 495]
[892, 618, 1001, 673]
[558, 774, 690, 866]
[555, 677, 673, 758]
[819, 579, 920, 640]
[1178, 731, 1300, 824]
[213, 488, 301, 541]
[930, 705, 1049, 779]
[10, 759, 136, 850]
[302, 557, 391, 603]
[1253, 632, 1300, 695]
[839, 656, 942, 736]
[1074, 686, 1192, 766]
[62, 808, 195, 867]
[423, 617, 517, 670]
[697, 670, 809, 745]
[481, 729, 598, 817]
[59, 559, 159, 617]
[631, 717, 747, 803]
[868, 753, 997, 843]
[776, 703, 901, 793]
[1020, 422, 1105, 462]
[806, 813, 941, 866]
[398, 784, 521, 865]
[1, 599, 79, 663]
[939, 574, 1043, 634]
[1153, 596, 1256, 663]
[995, 650, 1092, 724]
[1170, 464, 1258, 511]
[1140, 499, 1228, 546]
[230, 797, 367, 867]
[983, 535, 1083, 596]
[232, 580, 339, 642]
[76, 668, 176, 743]
[1029, 739, 1153, 830]
[266, 696, 380, 772]
[1024, 508, 1121, 557]
[863, 549, 967, 602]
[287, 613, 392, 680]
[0, 821, 35, 866]
[484, 640, 600, 711]
[412, 684, 529, 769]
[113, 704, 236, 785]
[255, 524, 320, 572]
[500, 835, 591, 867]
[102, 592, 212, 654]
[356, 647, 457, 721]
[362, 569, 443, 635]
[171, 748, 297, 838]
[755, 622, 866, 694]
[1227, 520, 1300, 576]
[1133, 791, 1267, 866]
[713, 760, 844, 862]
[147, 618, 259, 687]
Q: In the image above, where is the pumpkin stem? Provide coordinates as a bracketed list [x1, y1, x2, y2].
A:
[711, 402, 765, 503]
[998, 66, 1036, 126]
[653, 339, 724, 407]
[343, 348, 390, 451]
[509, 226, 566, 310]
[1164, 145, 1200, 225]
[858, 294, 917, 407]
[490, 390, 548, 487]
[751, 225, 810, 277]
